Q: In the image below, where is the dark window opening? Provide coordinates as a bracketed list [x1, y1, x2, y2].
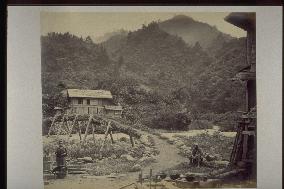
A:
[87, 99, 90, 105]
[78, 98, 83, 104]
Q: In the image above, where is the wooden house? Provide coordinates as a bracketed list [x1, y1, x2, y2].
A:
[225, 13, 256, 179]
[66, 89, 122, 117]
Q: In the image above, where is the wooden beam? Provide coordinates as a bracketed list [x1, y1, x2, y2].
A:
[130, 135, 135, 147]
[78, 121, 82, 141]
[69, 114, 78, 137]
[65, 120, 70, 134]
[242, 126, 249, 160]
[92, 124, 95, 141]
[47, 114, 59, 137]
[57, 114, 65, 136]
[109, 131, 115, 144]
[242, 130, 255, 136]
[82, 115, 93, 143]
[99, 121, 111, 156]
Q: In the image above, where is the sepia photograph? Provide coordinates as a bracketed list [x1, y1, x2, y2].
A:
[40, 11, 257, 189]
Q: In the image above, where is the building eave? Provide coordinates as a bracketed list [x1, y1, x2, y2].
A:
[225, 13, 255, 31]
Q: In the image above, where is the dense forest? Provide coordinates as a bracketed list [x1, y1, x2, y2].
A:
[41, 15, 247, 131]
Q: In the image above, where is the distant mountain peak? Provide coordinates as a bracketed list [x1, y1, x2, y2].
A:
[159, 15, 234, 49]
[171, 15, 194, 21]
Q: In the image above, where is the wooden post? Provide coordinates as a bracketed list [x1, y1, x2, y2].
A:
[69, 115, 78, 137]
[149, 169, 152, 189]
[82, 115, 93, 143]
[99, 121, 111, 157]
[242, 125, 249, 160]
[140, 170, 143, 186]
[47, 114, 58, 137]
[78, 121, 82, 141]
[92, 124, 95, 141]
[130, 135, 135, 147]
[57, 114, 65, 136]
[65, 120, 70, 134]
[109, 131, 115, 144]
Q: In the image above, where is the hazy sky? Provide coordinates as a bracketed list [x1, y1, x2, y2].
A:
[41, 12, 247, 39]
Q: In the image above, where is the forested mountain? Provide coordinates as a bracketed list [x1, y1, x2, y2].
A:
[93, 29, 128, 43]
[41, 16, 247, 130]
[102, 22, 212, 93]
[159, 15, 233, 49]
[41, 32, 113, 94]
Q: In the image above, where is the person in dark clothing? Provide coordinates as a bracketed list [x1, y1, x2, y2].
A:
[189, 143, 203, 167]
[53, 139, 67, 178]
[55, 140, 67, 167]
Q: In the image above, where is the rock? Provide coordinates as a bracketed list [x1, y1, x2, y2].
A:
[107, 173, 118, 178]
[110, 154, 117, 159]
[174, 141, 184, 147]
[130, 164, 141, 172]
[214, 160, 229, 167]
[77, 157, 93, 163]
[121, 154, 135, 161]
[140, 135, 151, 146]
[139, 156, 156, 163]
[206, 160, 229, 168]
[205, 154, 217, 162]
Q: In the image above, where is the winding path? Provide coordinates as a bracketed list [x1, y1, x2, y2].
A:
[143, 132, 187, 173]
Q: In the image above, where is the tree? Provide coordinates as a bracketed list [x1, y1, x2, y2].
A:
[113, 56, 124, 78]
[85, 36, 93, 44]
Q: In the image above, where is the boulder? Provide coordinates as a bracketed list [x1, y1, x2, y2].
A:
[174, 141, 184, 147]
[139, 156, 156, 163]
[140, 135, 151, 146]
[214, 160, 229, 167]
[130, 164, 141, 172]
[121, 154, 136, 161]
[77, 157, 93, 163]
[110, 154, 117, 159]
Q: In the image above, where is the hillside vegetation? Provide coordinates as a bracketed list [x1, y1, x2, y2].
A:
[41, 16, 247, 131]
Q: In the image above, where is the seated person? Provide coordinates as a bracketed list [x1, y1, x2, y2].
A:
[189, 143, 203, 167]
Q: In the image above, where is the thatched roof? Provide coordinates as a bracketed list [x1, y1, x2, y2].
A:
[67, 89, 113, 99]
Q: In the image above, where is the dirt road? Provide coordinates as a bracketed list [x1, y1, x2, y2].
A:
[44, 131, 188, 189]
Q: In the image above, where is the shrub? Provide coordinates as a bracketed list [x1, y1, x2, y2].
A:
[198, 111, 239, 132]
[188, 120, 213, 130]
[151, 112, 191, 130]
[176, 132, 234, 161]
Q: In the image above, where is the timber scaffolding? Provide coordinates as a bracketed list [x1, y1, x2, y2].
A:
[225, 12, 256, 181]
[45, 113, 141, 147]
[229, 109, 256, 179]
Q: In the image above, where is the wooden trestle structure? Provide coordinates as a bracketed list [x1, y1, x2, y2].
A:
[45, 113, 141, 148]
[229, 110, 256, 179]
[225, 13, 256, 180]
